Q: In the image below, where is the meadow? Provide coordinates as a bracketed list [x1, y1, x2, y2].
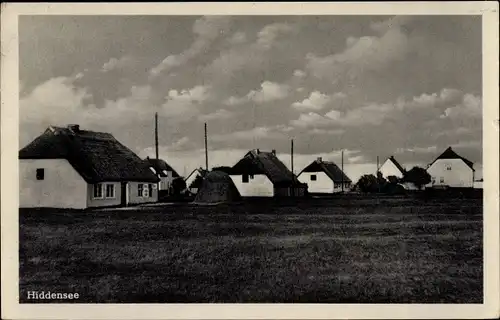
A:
[19, 195, 483, 303]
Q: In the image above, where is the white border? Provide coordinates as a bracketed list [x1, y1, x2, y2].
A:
[1, 2, 499, 319]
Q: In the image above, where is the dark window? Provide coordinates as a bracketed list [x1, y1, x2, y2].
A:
[148, 184, 153, 197]
[440, 177, 445, 183]
[242, 174, 249, 183]
[93, 184, 103, 198]
[36, 168, 44, 180]
[105, 184, 115, 198]
[310, 174, 317, 181]
[446, 165, 452, 171]
[138, 184, 144, 197]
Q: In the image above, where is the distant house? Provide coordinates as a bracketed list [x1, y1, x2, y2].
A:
[144, 157, 180, 194]
[229, 149, 307, 197]
[298, 157, 352, 193]
[19, 125, 160, 209]
[185, 168, 208, 195]
[379, 156, 406, 179]
[426, 147, 475, 188]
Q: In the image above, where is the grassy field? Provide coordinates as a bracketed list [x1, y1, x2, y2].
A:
[19, 195, 483, 303]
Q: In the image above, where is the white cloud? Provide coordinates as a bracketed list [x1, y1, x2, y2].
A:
[229, 31, 247, 44]
[292, 91, 332, 111]
[167, 85, 210, 103]
[224, 95, 248, 106]
[309, 128, 345, 135]
[306, 27, 410, 80]
[290, 112, 334, 128]
[395, 145, 438, 154]
[160, 85, 211, 119]
[324, 109, 342, 120]
[165, 137, 193, 152]
[101, 56, 131, 72]
[211, 125, 287, 142]
[440, 93, 482, 119]
[246, 81, 289, 103]
[256, 23, 295, 49]
[150, 16, 231, 76]
[293, 69, 306, 78]
[198, 109, 234, 122]
[20, 76, 93, 124]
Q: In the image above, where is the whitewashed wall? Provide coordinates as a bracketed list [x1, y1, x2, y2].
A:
[298, 171, 333, 193]
[379, 160, 404, 178]
[86, 182, 121, 208]
[19, 159, 87, 209]
[128, 181, 158, 204]
[426, 159, 474, 188]
[230, 174, 274, 197]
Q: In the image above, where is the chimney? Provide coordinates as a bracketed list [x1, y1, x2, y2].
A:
[271, 149, 276, 155]
[68, 124, 80, 132]
[317, 157, 322, 162]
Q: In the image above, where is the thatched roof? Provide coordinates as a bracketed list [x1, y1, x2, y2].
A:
[429, 147, 474, 171]
[230, 149, 305, 186]
[144, 157, 180, 178]
[299, 158, 352, 183]
[19, 125, 160, 183]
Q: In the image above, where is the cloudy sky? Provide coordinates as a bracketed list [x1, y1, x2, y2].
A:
[19, 15, 482, 181]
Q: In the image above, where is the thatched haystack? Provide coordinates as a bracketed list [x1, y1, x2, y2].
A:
[193, 170, 241, 204]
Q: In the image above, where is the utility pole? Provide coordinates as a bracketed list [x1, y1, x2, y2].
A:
[341, 149, 344, 193]
[204, 123, 208, 171]
[155, 112, 159, 160]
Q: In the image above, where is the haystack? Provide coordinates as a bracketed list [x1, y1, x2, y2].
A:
[193, 170, 241, 204]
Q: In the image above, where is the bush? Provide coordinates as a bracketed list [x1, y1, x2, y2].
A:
[401, 166, 431, 190]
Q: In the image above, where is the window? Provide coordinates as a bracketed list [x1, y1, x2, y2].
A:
[440, 177, 445, 183]
[148, 184, 153, 198]
[138, 184, 144, 197]
[334, 182, 340, 188]
[431, 177, 436, 184]
[105, 184, 115, 198]
[250, 174, 254, 180]
[446, 165, 452, 171]
[310, 174, 317, 181]
[242, 174, 249, 183]
[36, 168, 44, 180]
[93, 183, 103, 199]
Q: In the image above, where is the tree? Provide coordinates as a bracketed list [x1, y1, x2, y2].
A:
[402, 166, 431, 190]
[387, 175, 400, 185]
[355, 174, 379, 193]
[171, 177, 187, 196]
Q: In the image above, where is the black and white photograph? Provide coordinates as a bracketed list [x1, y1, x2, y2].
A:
[1, 2, 499, 320]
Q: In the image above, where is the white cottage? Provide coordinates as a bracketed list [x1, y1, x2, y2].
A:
[426, 147, 475, 188]
[19, 125, 160, 209]
[228, 149, 307, 197]
[379, 156, 406, 179]
[144, 157, 180, 194]
[298, 157, 352, 193]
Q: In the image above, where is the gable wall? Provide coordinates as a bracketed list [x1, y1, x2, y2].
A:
[426, 158, 474, 188]
[20, 159, 88, 209]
